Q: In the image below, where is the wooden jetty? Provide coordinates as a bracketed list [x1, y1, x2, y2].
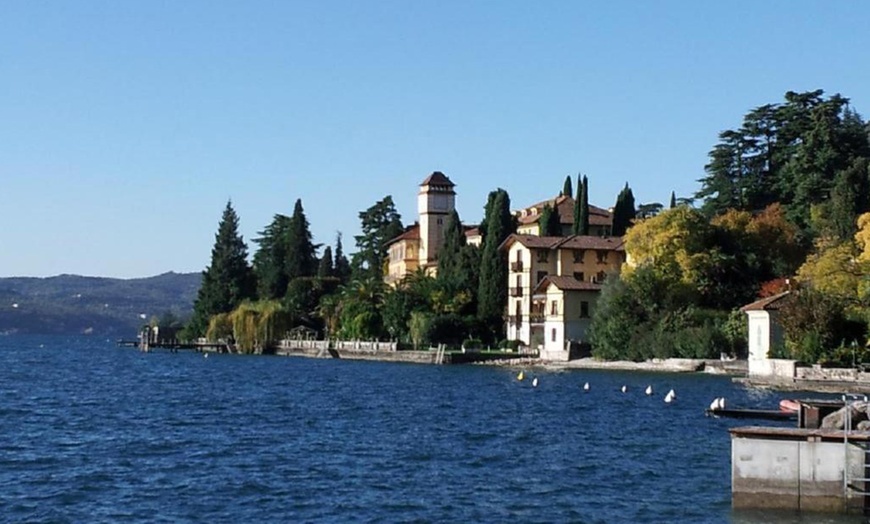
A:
[705, 407, 797, 421]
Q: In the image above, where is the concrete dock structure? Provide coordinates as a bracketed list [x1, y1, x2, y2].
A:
[731, 426, 870, 513]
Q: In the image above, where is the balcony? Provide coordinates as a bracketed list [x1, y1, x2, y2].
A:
[529, 312, 545, 324]
[510, 287, 523, 297]
[505, 314, 523, 325]
[510, 260, 524, 272]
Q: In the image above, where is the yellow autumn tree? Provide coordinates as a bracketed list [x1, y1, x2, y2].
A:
[624, 206, 714, 285]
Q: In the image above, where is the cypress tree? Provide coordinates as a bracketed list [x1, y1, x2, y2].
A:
[285, 199, 317, 283]
[670, 191, 677, 209]
[478, 189, 513, 340]
[573, 173, 582, 234]
[612, 183, 637, 237]
[539, 204, 561, 236]
[562, 176, 573, 200]
[437, 209, 466, 287]
[578, 175, 590, 235]
[317, 245, 334, 278]
[333, 233, 351, 283]
[188, 201, 255, 337]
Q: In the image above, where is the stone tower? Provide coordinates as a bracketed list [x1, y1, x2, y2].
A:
[417, 171, 456, 268]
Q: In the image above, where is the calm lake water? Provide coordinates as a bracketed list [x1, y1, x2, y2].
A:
[0, 336, 865, 523]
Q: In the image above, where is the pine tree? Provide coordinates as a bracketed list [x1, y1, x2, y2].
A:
[478, 189, 514, 340]
[252, 214, 291, 300]
[285, 199, 317, 283]
[353, 196, 404, 281]
[578, 175, 590, 235]
[187, 201, 255, 337]
[317, 246, 334, 278]
[562, 175, 573, 200]
[612, 183, 636, 236]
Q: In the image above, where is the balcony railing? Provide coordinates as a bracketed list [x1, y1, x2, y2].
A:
[529, 312, 544, 324]
[510, 261, 524, 272]
[510, 287, 523, 297]
[505, 314, 523, 325]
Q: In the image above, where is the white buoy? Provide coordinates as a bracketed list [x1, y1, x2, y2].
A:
[532, 377, 539, 388]
[645, 385, 653, 396]
[621, 385, 627, 393]
[583, 382, 590, 391]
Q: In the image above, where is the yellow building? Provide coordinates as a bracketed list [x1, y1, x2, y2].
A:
[515, 194, 613, 236]
[501, 234, 625, 358]
[386, 172, 479, 286]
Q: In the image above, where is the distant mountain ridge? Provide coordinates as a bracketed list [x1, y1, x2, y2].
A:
[0, 272, 201, 336]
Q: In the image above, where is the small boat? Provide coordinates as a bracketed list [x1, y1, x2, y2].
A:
[779, 399, 800, 413]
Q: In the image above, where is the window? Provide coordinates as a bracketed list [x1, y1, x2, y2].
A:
[437, 218, 443, 225]
[551, 328, 556, 342]
[573, 272, 584, 282]
[597, 271, 607, 283]
[550, 300, 558, 315]
[536, 250, 549, 263]
[580, 301, 589, 318]
[537, 271, 548, 284]
[573, 249, 585, 263]
[596, 250, 608, 264]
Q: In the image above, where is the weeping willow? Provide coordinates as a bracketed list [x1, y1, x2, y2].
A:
[227, 300, 294, 354]
[206, 313, 233, 342]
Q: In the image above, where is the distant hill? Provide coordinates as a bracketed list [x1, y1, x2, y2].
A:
[0, 272, 201, 336]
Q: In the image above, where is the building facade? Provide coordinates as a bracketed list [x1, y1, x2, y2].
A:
[515, 194, 613, 237]
[502, 234, 625, 353]
[387, 172, 473, 285]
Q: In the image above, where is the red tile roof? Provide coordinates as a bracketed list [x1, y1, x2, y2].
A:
[499, 233, 625, 252]
[740, 291, 792, 312]
[516, 195, 612, 226]
[533, 275, 604, 294]
[420, 171, 455, 187]
[386, 224, 420, 246]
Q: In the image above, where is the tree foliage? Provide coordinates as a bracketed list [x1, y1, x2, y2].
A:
[538, 204, 561, 236]
[252, 214, 291, 300]
[562, 175, 573, 199]
[695, 90, 870, 243]
[353, 196, 403, 281]
[574, 175, 589, 235]
[611, 183, 636, 237]
[478, 189, 514, 340]
[285, 199, 318, 282]
[187, 201, 255, 337]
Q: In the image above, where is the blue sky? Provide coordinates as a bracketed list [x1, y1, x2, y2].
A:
[2, 1, 868, 278]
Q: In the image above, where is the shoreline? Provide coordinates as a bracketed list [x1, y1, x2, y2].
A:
[475, 356, 747, 375]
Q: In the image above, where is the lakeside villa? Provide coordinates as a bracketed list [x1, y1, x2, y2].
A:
[385, 172, 625, 360]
